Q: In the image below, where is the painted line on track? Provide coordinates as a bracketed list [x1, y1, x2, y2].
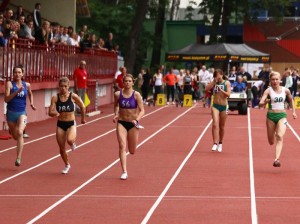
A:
[0, 114, 114, 153]
[26, 105, 195, 224]
[247, 108, 258, 224]
[287, 123, 300, 142]
[141, 118, 212, 224]
[0, 107, 167, 185]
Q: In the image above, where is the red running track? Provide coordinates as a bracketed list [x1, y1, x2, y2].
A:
[0, 103, 300, 224]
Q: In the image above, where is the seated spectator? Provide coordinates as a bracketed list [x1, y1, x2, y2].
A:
[231, 75, 246, 92]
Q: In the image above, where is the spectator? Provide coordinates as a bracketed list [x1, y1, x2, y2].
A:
[238, 67, 252, 82]
[86, 33, 97, 48]
[258, 66, 271, 91]
[198, 65, 210, 99]
[104, 32, 114, 51]
[251, 79, 265, 108]
[67, 32, 79, 47]
[34, 20, 50, 46]
[291, 69, 300, 97]
[74, 60, 88, 107]
[232, 75, 246, 92]
[0, 15, 6, 46]
[33, 3, 42, 30]
[18, 16, 35, 41]
[13, 5, 25, 21]
[163, 68, 179, 104]
[228, 67, 237, 83]
[152, 68, 164, 104]
[141, 68, 151, 104]
[4, 8, 13, 21]
[114, 67, 127, 92]
[49, 22, 60, 44]
[60, 27, 69, 45]
[96, 37, 108, 50]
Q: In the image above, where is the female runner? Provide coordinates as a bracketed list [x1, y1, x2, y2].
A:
[4, 65, 36, 166]
[48, 77, 86, 174]
[205, 69, 231, 152]
[113, 74, 145, 180]
[259, 71, 297, 167]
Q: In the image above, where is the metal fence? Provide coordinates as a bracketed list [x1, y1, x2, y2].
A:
[0, 39, 117, 83]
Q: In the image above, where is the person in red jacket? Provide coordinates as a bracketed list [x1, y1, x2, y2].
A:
[74, 60, 87, 111]
[163, 68, 179, 104]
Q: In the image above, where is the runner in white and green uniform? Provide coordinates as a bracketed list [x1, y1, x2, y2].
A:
[259, 71, 297, 168]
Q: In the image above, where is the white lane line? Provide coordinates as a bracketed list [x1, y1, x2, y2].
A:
[248, 108, 258, 224]
[141, 119, 212, 224]
[0, 114, 114, 153]
[0, 107, 167, 185]
[26, 106, 196, 224]
[287, 123, 300, 142]
[3, 194, 300, 200]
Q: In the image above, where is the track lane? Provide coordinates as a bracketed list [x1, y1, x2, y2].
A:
[251, 108, 300, 223]
[26, 106, 213, 224]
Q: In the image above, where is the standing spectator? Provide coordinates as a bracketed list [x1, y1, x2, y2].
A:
[4, 65, 36, 166]
[13, 5, 25, 21]
[114, 67, 127, 92]
[34, 20, 50, 46]
[251, 79, 265, 108]
[228, 67, 237, 83]
[4, 8, 13, 21]
[18, 15, 35, 41]
[291, 69, 300, 97]
[152, 68, 164, 104]
[258, 66, 271, 91]
[238, 67, 252, 82]
[141, 68, 151, 104]
[104, 32, 114, 51]
[198, 65, 210, 99]
[33, 3, 42, 30]
[74, 60, 88, 110]
[48, 77, 86, 174]
[163, 68, 179, 104]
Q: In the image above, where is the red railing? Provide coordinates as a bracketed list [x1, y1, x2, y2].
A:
[0, 38, 117, 83]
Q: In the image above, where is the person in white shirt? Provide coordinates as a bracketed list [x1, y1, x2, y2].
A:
[198, 65, 210, 99]
[259, 71, 297, 168]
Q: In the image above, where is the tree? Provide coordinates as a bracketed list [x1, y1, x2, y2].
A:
[124, 0, 150, 73]
[150, 0, 168, 71]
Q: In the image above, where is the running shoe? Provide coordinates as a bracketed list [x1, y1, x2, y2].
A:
[211, 144, 218, 151]
[15, 158, 21, 167]
[61, 164, 71, 174]
[120, 172, 128, 180]
[217, 144, 223, 152]
[71, 143, 77, 151]
[273, 159, 281, 167]
[23, 133, 30, 138]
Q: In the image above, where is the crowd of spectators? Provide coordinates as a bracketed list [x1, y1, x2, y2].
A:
[0, 3, 121, 55]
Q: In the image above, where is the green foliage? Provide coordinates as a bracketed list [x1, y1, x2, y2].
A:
[77, 0, 157, 75]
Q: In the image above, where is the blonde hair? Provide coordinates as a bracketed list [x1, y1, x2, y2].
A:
[269, 71, 281, 80]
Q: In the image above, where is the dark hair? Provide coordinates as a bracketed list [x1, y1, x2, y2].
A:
[213, 69, 227, 80]
[59, 77, 70, 85]
[13, 64, 24, 73]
